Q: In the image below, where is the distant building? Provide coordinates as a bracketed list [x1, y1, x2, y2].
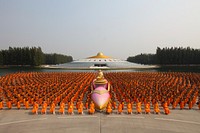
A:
[56, 52, 149, 69]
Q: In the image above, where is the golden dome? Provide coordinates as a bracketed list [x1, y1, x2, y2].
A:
[97, 52, 104, 56]
[88, 52, 111, 59]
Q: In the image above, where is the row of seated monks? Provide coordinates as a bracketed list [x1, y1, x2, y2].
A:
[0, 72, 200, 115]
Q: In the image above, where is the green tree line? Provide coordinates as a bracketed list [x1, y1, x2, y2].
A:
[127, 47, 200, 65]
[44, 53, 73, 65]
[0, 47, 73, 66]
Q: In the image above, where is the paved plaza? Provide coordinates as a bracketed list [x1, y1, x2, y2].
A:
[0, 106, 200, 133]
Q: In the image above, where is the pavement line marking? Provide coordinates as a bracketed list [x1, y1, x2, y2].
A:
[107, 115, 145, 119]
[155, 118, 200, 125]
[0, 118, 47, 126]
[57, 115, 98, 119]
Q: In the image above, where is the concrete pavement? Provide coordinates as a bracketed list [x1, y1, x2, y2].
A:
[0, 106, 200, 133]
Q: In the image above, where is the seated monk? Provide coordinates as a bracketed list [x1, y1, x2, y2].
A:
[172, 101, 177, 109]
[32, 102, 38, 115]
[163, 102, 170, 115]
[41, 104, 47, 114]
[122, 101, 125, 110]
[188, 100, 193, 109]
[7, 100, 12, 109]
[88, 101, 95, 114]
[145, 102, 150, 114]
[0, 100, 3, 109]
[68, 102, 74, 115]
[180, 100, 185, 110]
[59, 104, 65, 115]
[78, 102, 83, 114]
[136, 102, 142, 114]
[112, 101, 117, 110]
[106, 102, 112, 114]
[85, 101, 89, 109]
[17, 101, 21, 109]
[118, 103, 123, 114]
[127, 102, 132, 114]
[50, 103, 56, 114]
[25, 100, 29, 110]
[154, 102, 160, 114]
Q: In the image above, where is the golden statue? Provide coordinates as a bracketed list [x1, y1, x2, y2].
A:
[94, 70, 108, 84]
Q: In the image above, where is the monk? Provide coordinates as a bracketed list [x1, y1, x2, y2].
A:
[118, 103, 123, 114]
[145, 102, 151, 114]
[68, 102, 74, 115]
[136, 101, 142, 114]
[88, 101, 95, 114]
[85, 101, 89, 109]
[7, 100, 12, 109]
[50, 102, 56, 114]
[41, 102, 47, 114]
[188, 100, 193, 109]
[17, 101, 21, 109]
[112, 101, 117, 110]
[163, 102, 170, 115]
[0, 100, 3, 109]
[122, 101, 125, 110]
[172, 100, 177, 109]
[127, 102, 132, 114]
[59, 104, 65, 115]
[25, 100, 29, 110]
[78, 101, 83, 114]
[154, 102, 160, 114]
[32, 102, 38, 115]
[106, 102, 112, 114]
[180, 100, 185, 110]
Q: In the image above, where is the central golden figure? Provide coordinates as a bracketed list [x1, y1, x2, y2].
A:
[91, 70, 110, 111]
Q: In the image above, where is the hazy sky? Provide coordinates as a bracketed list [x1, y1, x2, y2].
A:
[0, 0, 200, 60]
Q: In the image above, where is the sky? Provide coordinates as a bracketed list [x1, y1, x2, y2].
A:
[0, 0, 200, 60]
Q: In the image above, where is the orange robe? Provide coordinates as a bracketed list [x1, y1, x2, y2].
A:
[106, 103, 112, 114]
[78, 102, 83, 114]
[25, 101, 29, 109]
[59, 105, 65, 114]
[17, 101, 21, 109]
[68, 104, 74, 115]
[154, 102, 160, 114]
[163, 102, 170, 115]
[127, 103, 132, 114]
[50, 103, 55, 114]
[118, 104, 123, 114]
[0, 101, 3, 109]
[32, 103, 38, 114]
[136, 102, 142, 113]
[88, 102, 95, 114]
[180, 101, 184, 110]
[41, 104, 47, 114]
[188, 101, 193, 109]
[145, 103, 150, 114]
[7, 101, 12, 109]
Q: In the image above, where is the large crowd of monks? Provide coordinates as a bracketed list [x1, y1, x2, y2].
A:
[0, 72, 199, 115]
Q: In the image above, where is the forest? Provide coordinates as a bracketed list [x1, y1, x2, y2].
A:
[0, 47, 73, 66]
[127, 47, 200, 65]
